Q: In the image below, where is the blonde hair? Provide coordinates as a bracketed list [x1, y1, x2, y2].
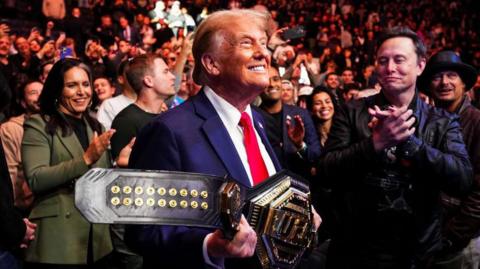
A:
[192, 9, 272, 85]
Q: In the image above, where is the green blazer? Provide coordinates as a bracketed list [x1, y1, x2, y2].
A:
[22, 114, 113, 264]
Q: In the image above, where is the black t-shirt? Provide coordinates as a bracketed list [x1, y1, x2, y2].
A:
[257, 108, 285, 166]
[110, 104, 159, 160]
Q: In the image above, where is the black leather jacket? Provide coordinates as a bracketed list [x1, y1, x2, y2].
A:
[319, 92, 472, 268]
[441, 96, 480, 254]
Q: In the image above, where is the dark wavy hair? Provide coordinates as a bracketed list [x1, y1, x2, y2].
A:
[306, 86, 339, 113]
[39, 58, 103, 136]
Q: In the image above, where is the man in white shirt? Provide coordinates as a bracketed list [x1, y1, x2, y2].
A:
[96, 60, 136, 130]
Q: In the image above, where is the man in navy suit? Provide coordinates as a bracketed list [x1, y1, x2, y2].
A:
[118, 16, 141, 46]
[257, 64, 321, 179]
[126, 9, 320, 269]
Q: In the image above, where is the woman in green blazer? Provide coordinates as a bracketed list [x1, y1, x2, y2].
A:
[22, 58, 114, 268]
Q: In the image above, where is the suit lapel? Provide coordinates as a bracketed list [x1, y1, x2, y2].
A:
[56, 128, 85, 159]
[281, 106, 290, 155]
[194, 91, 251, 187]
[55, 116, 93, 160]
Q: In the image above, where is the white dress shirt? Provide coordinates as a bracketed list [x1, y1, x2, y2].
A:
[204, 86, 277, 186]
[201, 86, 277, 268]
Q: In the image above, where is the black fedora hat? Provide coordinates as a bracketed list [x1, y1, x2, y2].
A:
[418, 50, 477, 92]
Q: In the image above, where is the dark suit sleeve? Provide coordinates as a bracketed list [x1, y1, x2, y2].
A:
[300, 108, 322, 162]
[278, 106, 321, 178]
[125, 120, 212, 268]
[0, 138, 26, 250]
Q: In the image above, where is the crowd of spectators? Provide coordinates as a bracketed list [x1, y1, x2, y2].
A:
[1, 0, 480, 268]
[0, 0, 479, 116]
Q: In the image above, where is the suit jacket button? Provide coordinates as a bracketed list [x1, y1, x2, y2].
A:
[66, 212, 71, 218]
[279, 142, 283, 147]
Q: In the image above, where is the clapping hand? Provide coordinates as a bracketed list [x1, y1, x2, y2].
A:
[83, 130, 116, 166]
[286, 115, 306, 149]
[115, 137, 136, 168]
[368, 105, 416, 152]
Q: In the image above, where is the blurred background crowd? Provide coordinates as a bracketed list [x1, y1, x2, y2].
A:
[1, 0, 479, 121]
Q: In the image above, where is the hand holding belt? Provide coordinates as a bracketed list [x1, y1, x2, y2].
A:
[75, 169, 315, 268]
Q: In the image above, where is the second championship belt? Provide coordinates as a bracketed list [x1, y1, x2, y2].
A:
[75, 169, 316, 268]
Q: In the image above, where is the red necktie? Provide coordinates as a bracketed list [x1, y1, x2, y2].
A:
[239, 112, 269, 185]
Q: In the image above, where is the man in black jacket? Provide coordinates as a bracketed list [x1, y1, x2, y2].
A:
[420, 50, 480, 268]
[319, 27, 473, 268]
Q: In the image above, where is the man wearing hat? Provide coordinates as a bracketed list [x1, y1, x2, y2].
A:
[420, 50, 480, 268]
[319, 27, 473, 268]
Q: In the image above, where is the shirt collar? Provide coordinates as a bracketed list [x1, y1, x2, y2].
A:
[204, 86, 254, 128]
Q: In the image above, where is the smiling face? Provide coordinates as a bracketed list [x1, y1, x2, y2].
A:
[312, 91, 334, 121]
[23, 81, 43, 113]
[15, 37, 30, 57]
[93, 77, 115, 102]
[0, 36, 10, 57]
[58, 67, 92, 118]
[281, 80, 295, 104]
[376, 37, 425, 96]
[210, 18, 270, 106]
[29, 40, 41, 52]
[429, 70, 465, 111]
[325, 73, 340, 90]
[261, 66, 282, 102]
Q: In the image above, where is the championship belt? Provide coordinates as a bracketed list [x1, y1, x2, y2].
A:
[245, 171, 316, 268]
[75, 169, 315, 268]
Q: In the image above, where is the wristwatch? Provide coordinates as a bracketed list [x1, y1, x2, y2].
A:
[296, 141, 308, 159]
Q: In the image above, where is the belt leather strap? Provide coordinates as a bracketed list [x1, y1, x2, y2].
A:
[75, 169, 315, 268]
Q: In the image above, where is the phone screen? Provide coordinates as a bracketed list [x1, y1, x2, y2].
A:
[60, 47, 73, 59]
[282, 26, 306, 40]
